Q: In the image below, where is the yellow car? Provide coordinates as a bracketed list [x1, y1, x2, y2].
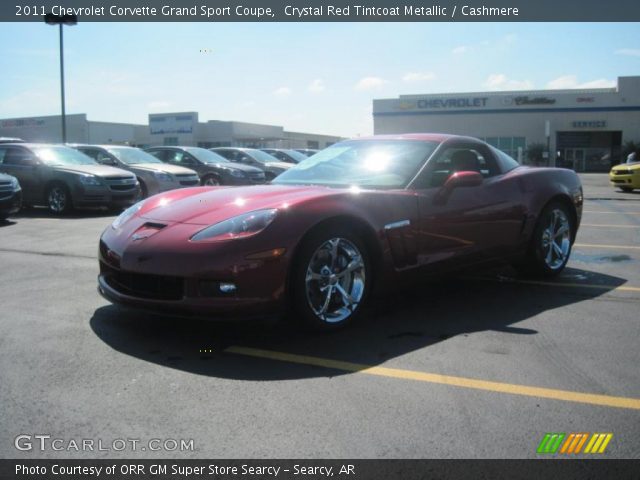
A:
[610, 162, 640, 192]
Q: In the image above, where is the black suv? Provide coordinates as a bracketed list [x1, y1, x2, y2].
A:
[145, 146, 265, 186]
[0, 144, 139, 214]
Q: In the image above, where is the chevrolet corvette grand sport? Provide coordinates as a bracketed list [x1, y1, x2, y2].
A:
[98, 134, 583, 330]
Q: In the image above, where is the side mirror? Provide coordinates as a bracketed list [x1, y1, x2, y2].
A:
[435, 171, 483, 204]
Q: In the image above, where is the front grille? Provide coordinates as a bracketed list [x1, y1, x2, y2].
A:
[105, 176, 137, 192]
[247, 171, 266, 183]
[614, 170, 632, 175]
[179, 179, 199, 186]
[101, 261, 184, 301]
[110, 184, 137, 191]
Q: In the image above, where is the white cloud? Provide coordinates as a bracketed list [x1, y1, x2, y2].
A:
[273, 87, 292, 97]
[546, 75, 616, 89]
[308, 79, 325, 93]
[483, 74, 534, 91]
[402, 72, 436, 83]
[614, 48, 640, 57]
[354, 76, 388, 91]
[452, 45, 468, 55]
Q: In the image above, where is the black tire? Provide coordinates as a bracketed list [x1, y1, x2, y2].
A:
[202, 175, 221, 186]
[517, 201, 574, 278]
[46, 183, 73, 215]
[620, 187, 634, 193]
[0, 214, 8, 221]
[290, 226, 371, 331]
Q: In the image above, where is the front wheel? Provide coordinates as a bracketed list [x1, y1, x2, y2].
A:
[620, 187, 634, 193]
[291, 228, 370, 330]
[519, 202, 574, 277]
[47, 184, 72, 214]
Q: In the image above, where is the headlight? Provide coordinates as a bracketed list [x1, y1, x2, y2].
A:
[230, 170, 245, 178]
[191, 208, 278, 242]
[79, 174, 102, 186]
[154, 172, 173, 182]
[10, 177, 20, 191]
[112, 201, 144, 229]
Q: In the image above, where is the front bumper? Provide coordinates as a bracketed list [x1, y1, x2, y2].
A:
[609, 171, 640, 189]
[0, 189, 22, 216]
[97, 230, 288, 318]
[72, 183, 140, 208]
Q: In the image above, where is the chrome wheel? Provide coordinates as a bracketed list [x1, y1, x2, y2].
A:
[305, 237, 366, 323]
[48, 186, 68, 213]
[541, 208, 571, 270]
[203, 177, 220, 186]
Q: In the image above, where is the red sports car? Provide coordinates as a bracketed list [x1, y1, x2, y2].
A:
[98, 134, 583, 330]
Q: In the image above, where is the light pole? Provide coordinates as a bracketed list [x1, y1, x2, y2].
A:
[44, 13, 77, 144]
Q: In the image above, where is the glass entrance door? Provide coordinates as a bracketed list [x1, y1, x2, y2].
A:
[564, 148, 585, 172]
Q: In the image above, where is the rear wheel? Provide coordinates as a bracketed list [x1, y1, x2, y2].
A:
[291, 228, 370, 330]
[47, 183, 72, 215]
[518, 202, 574, 277]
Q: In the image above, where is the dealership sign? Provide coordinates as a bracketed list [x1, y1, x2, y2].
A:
[1, 118, 45, 128]
[572, 120, 607, 128]
[150, 114, 194, 135]
[395, 97, 488, 110]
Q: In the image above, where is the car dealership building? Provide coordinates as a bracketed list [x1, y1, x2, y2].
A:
[0, 112, 342, 150]
[374, 76, 640, 172]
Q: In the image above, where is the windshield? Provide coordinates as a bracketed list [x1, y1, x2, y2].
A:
[106, 147, 163, 164]
[184, 147, 230, 164]
[272, 140, 439, 189]
[281, 150, 308, 163]
[34, 146, 97, 166]
[245, 148, 280, 164]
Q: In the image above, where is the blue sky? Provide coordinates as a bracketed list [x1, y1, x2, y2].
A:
[1, 22, 638, 137]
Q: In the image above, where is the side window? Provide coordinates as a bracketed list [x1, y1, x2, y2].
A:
[148, 150, 165, 161]
[4, 147, 32, 166]
[419, 145, 500, 188]
[169, 151, 184, 163]
[0, 148, 7, 164]
[79, 148, 99, 160]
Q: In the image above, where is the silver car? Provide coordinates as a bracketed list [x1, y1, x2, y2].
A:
[71, 145, 200, 198]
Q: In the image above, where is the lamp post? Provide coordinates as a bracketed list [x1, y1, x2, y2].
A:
[44, 13, 77, 144]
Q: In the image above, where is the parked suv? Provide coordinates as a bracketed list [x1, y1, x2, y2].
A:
[211, 147, 291, 180]
[145, 146, 265, 186]
[0, 144, 139, 214]
[0, 173, 22, 220]
[71, 145, 200, 198]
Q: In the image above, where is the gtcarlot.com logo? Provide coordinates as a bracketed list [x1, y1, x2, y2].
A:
[537, 433, 613, 454]
[14, 435, 194, 452]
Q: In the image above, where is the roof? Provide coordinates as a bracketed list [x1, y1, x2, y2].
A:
[353, 133, 474, 143]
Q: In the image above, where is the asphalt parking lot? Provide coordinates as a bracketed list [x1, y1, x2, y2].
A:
[0, 173, 638, 459]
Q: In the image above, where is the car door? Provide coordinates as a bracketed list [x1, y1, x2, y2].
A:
[0, 146, 44, 203]
[412, 141, 525, 268]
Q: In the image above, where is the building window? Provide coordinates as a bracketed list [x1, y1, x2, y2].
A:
[480, 136, 526, 161]
[307, 141, 319, 149]
[163, 137, 178, 146]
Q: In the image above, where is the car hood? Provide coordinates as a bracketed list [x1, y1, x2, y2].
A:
[140, 184, 338, 225]
[611, 162, 640, 171]
[53, 164, 134, 178]
[129, 164, 197, 175]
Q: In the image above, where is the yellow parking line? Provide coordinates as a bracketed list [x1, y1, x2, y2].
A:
[575, 243, 640, 250]
[225, 346, 640, 410]
[581, 223, 639, 228]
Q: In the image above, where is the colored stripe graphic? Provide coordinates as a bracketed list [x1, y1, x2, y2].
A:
[584, 433, 613, 454]
[540, 433, 613, 454]
[537, 433, 565, 454]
